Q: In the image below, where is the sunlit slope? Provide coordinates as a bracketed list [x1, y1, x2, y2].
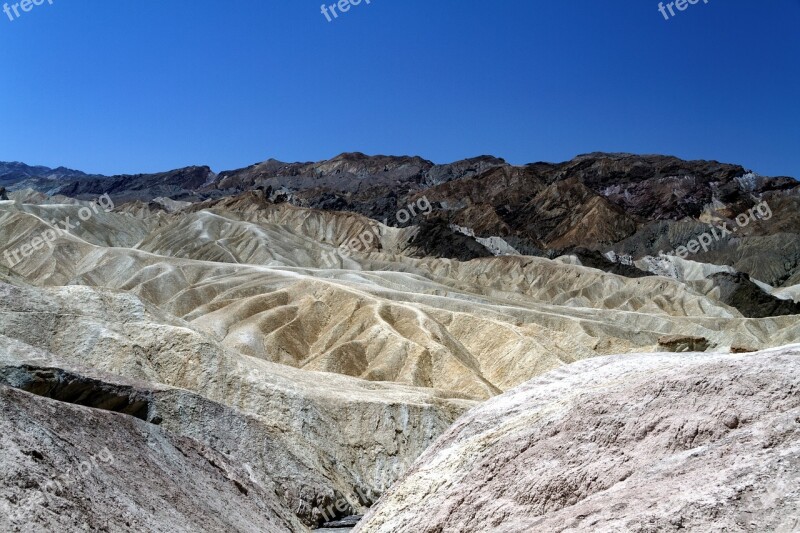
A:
[0, 281, 472, 526]
[1, 200, 799, 398]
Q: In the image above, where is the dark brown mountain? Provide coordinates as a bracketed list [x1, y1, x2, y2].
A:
[4, 152, 798, 287]
[56, 166, 216, 202]
[0, 161, 91, 189]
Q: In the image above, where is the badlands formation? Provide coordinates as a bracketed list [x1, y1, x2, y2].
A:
[0, 152, 799, 531]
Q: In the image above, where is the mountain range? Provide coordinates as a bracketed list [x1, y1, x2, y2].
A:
[1, 151, 798, 531]
[5, 152, 800, 291]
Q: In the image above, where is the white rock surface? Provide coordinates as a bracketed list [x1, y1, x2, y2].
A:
[357, 346, 800, 532]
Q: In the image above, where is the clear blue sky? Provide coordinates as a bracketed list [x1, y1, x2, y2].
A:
[1, 0, 798, 177]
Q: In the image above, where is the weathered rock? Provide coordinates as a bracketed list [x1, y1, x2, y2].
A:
[0, 385, 307, 533]
[357, 346, 800, 533]
[0, 282, 473, 527]
[0, 364, 161, 422]
[658, 334, 712, 352]
[321, 515, 363, 528]
[706, 271, 800, 318]
[731, 346, 758, 354]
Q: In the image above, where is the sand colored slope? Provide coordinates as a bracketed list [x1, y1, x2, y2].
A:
[0, 281, 472, 526]
[1, 200, 799, 399]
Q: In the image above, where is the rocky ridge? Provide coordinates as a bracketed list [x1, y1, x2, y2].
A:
[356, 345, 800, 533]
[4, 152, 798, 286]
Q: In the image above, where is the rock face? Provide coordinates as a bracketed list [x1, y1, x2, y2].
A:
[706, 271, 800, 318]
[356, 346, 800, 533]
[657, 334, 711, 352]
[0, 280, 473, 527]
[0, 364, 161, 422]
[0, 385, 307, 533]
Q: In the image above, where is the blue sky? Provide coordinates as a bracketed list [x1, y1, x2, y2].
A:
[1, 0, 798, 177]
